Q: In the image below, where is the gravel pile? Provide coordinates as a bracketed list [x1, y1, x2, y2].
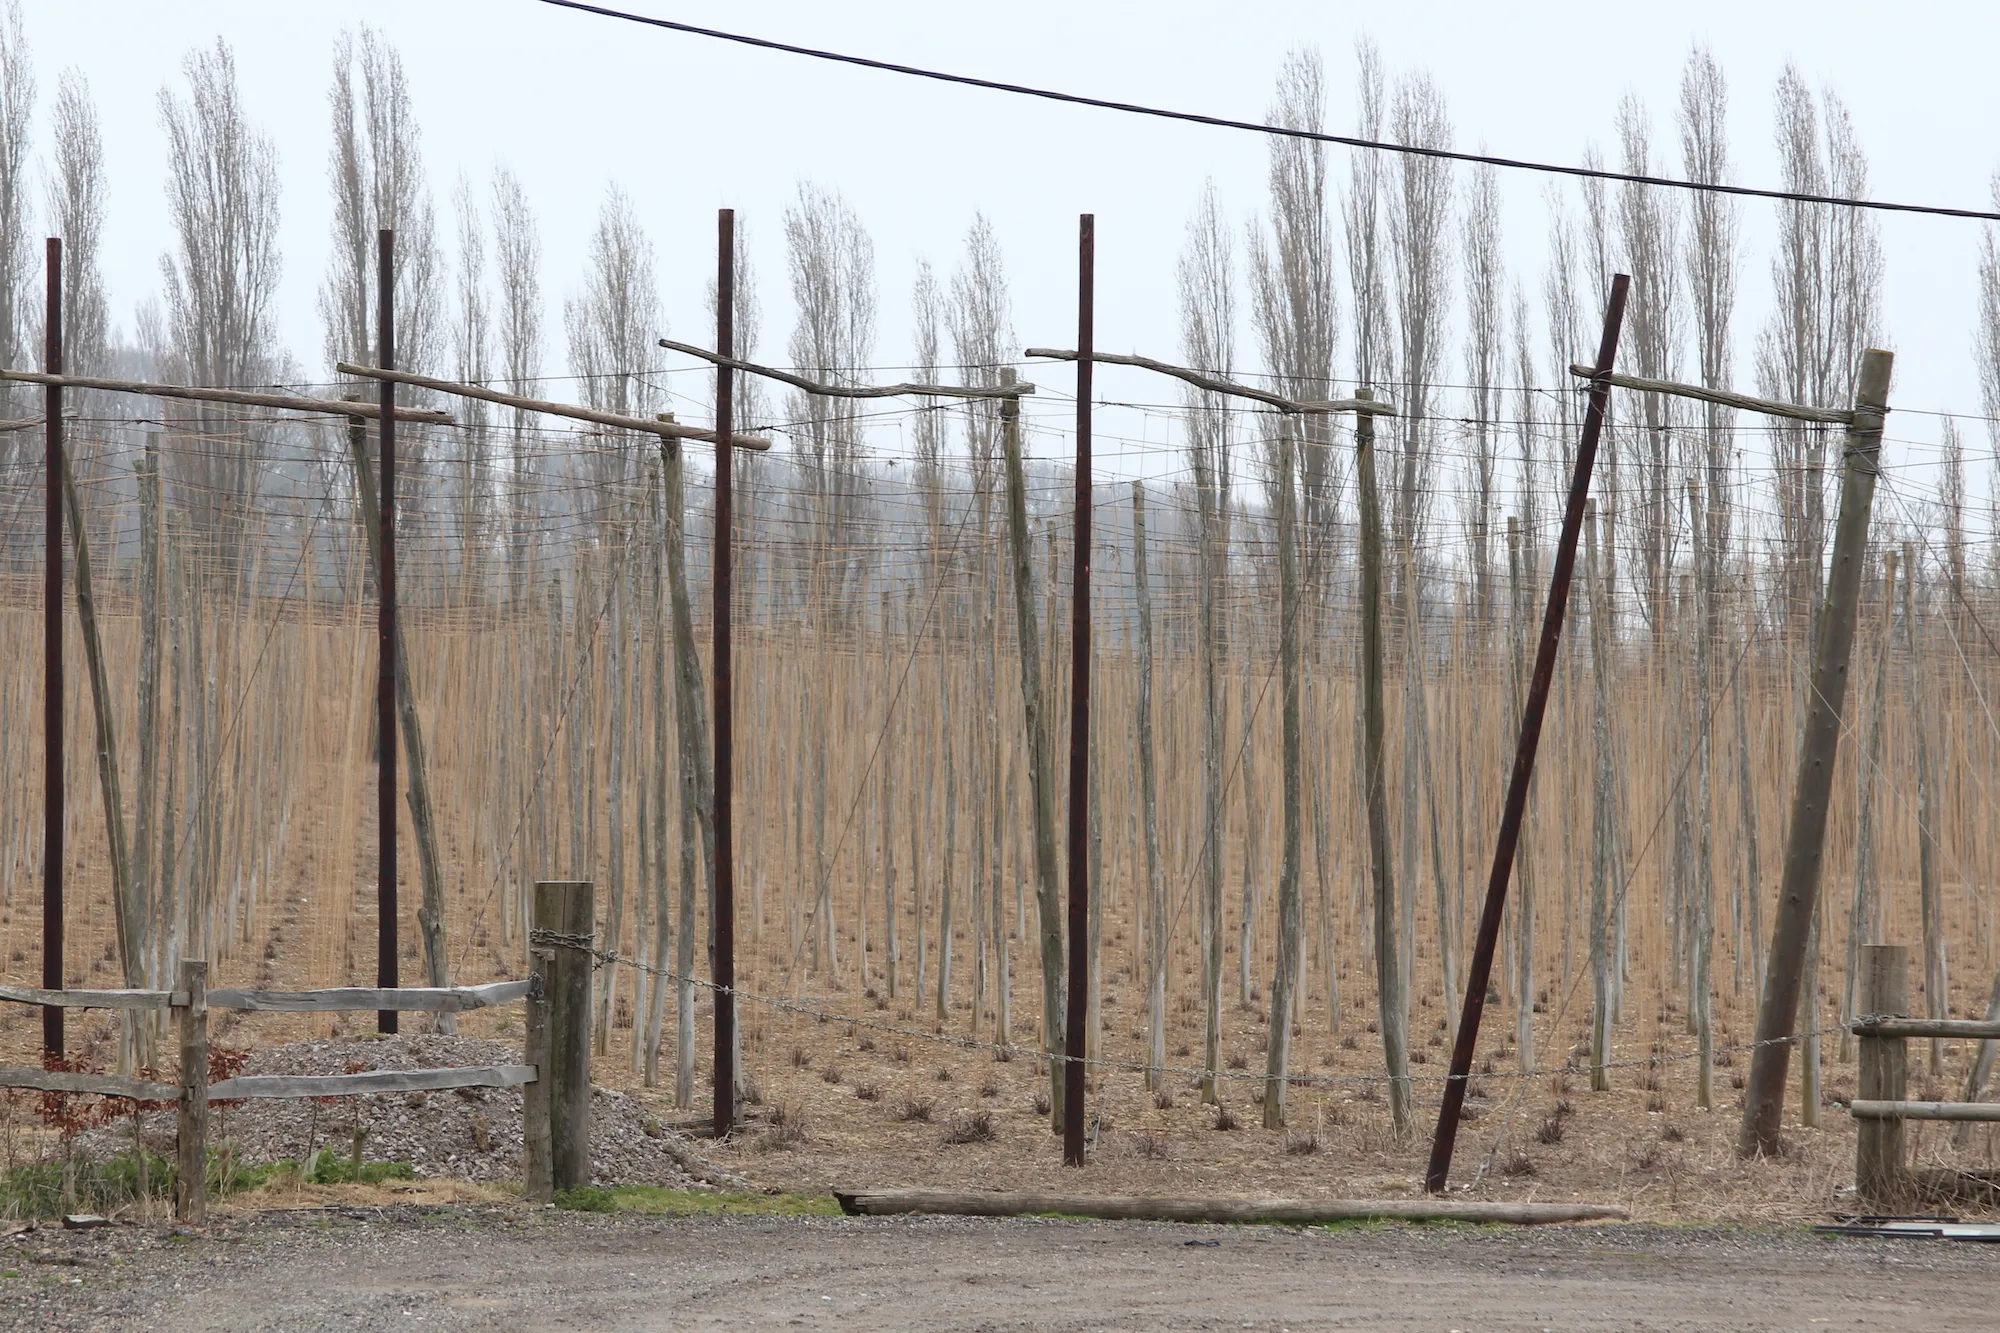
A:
[76, 1035, 706, 1190]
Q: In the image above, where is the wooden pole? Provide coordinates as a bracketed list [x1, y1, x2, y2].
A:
[1426, 273, 1629, 1194]
[712, 209, 738, 1139]
[1738, 348, 1893, 1158]
[523, 938, 555, 1200]
[376, 228, 399, 1034]
[42, 236, 64, 1061]
[174, 957, 208, 1223]
[1063, 213, 1094, 1167]
[1855, 943, 1909, 1212]
[534, 880, 594, 1190]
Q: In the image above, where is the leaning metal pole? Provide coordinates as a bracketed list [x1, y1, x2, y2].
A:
[1738, 347, 1893, 1158]
[1425, 273, 1630, 1193]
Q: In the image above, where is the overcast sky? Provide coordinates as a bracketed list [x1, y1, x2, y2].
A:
[18, 0, 2000, 493]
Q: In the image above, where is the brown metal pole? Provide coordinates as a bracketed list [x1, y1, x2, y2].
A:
[1063, 214, 1094, 1167]
[1425, 272, 1629, 1194]
[376, 228, 399, 1033]
[712, 208, 738, 1138]
[42, 237, 64, 1060]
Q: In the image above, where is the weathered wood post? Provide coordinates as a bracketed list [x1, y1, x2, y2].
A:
[1738, 348, 1893, 1159]
[175, 958, 208, 1223]
[1856, 944, 1909, 1212]
[533, 881, 594, 1191]
[522, 935, 556, 1204]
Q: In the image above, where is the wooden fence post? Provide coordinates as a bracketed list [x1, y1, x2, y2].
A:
[1857, 943, 1909, 1212]
[175, 958, 208, 1223]
[522, 939, 555, 1203]
[533, 881, 594, 1192]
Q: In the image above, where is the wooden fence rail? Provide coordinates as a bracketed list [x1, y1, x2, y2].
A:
[1, 882, 597, 1223]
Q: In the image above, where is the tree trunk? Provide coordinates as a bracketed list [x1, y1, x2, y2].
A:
[1263, 435, 1305, 1129]
[1133, 482, 1166, 1088]
[1903, 542, 1946, 1078]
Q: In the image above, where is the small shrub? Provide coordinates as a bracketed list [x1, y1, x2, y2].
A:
[1282, 1127, 1320, 1156]
[1646, 1092, 1668, 1114]
[992, 1046, 1014, 1063]
[1226, 1053, 1247, 1071]
[892, 1046, 912, 1065]
[1031, 1088, 1052, 1116]
[739, 1075, 764, 1106]
[890, 1096, 935, 1123]
[1133, 1131, 1169, 1160]
[1500, 1149, 1536, 1178]
[1211, 1104, 1239, 1132]
[1153, 1088, 1175, 1111]
[1173, 1043, 1191, 1058]
[853, 1082, 882, 1102]
[1554, 1098, 1576, 1121]
[1661, 1123, 1686, 1143]
[1409, 1049, 1428, 1065]
[1340, 1034, 1359, 1051]
[943, 1110, 997, 1145]
[857, 1034, 876, 1053]
[1535, 1115, 1566, 1146]
[979, 1078, 1000, 1099]
[934, 1066, 954, 1083]
[789, 1047, 812, 1069]
[821, 1066, 842, 1085]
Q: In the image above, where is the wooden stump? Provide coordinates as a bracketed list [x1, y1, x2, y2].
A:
[534, 881, 595, 1192]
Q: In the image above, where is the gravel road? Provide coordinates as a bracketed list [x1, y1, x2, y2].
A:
[6, 1206, 1995, 1332]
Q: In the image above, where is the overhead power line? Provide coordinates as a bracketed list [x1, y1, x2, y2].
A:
[536, 0, 2000, 223]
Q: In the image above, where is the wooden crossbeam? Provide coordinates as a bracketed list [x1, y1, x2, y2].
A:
[1026, 347, 1397, 416]
[659, 338, 1035, 400]
[0, 1066, 180, 1099]
[1850, 1017, 2000, 1040]
[0, 369, 454, 424]
[1847, 1099, 2000, 1123]
[1565, 363, 1853, 425]
[336, 362, 772, 450]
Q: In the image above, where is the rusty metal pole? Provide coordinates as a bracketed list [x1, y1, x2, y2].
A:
[376, 228, 400, 1033]
[42, 237, 64, 1060]
[1425, 272, 1629, 1194]
[1063, 214, 1094, 1167]
[712, 208, 738, 1139]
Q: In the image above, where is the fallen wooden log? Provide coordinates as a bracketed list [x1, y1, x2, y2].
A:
[833, 1190, 1628, 1225]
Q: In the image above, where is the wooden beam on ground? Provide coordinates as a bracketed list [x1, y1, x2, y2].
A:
[208, 1065, 536, 1099]
[833, 1190, 1629, 1225]
[335, 362, 772, 450]
[1565, 363, 1852, 425]
[0, 368, 454, 424]
[1025, 347, 1397, 416]
[0, 1066, 180, 1099]
[207, 980, 532, 1013]
[659, 337, 1036, 400]
[0, 985, 178, 1010]
[1848, 1100, 2000, 1123]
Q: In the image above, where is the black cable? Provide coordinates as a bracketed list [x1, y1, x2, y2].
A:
[535, 0, 2000, 223]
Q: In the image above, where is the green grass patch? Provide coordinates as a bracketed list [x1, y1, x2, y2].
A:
[0, 1147, 418, 1220]
[554, 1185, 839, 1217]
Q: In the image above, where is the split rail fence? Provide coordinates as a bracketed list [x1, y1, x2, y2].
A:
[0, 879, 600, 1221]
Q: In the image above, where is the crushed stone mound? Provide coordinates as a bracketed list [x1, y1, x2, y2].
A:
[77, 1034, 706, 1190]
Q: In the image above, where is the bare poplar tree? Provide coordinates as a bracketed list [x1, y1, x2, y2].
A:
[1460, 159, 1503, 630]
[45, 69, 107, 377]
[445, 176, 492, 581]
[0, 0, 30, 446]
[157, 38, 283, 559]
[1342, 38, 1390, 390]
[490, 165, 542, 597]
[1179, 179, 1235, 1102]
[1979, 172, 2000, 464]
[564, 183, 662, 484]
[319, 26, 442, 386]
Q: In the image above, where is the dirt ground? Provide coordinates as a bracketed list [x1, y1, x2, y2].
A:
[6, 1203, 2000, 1332]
